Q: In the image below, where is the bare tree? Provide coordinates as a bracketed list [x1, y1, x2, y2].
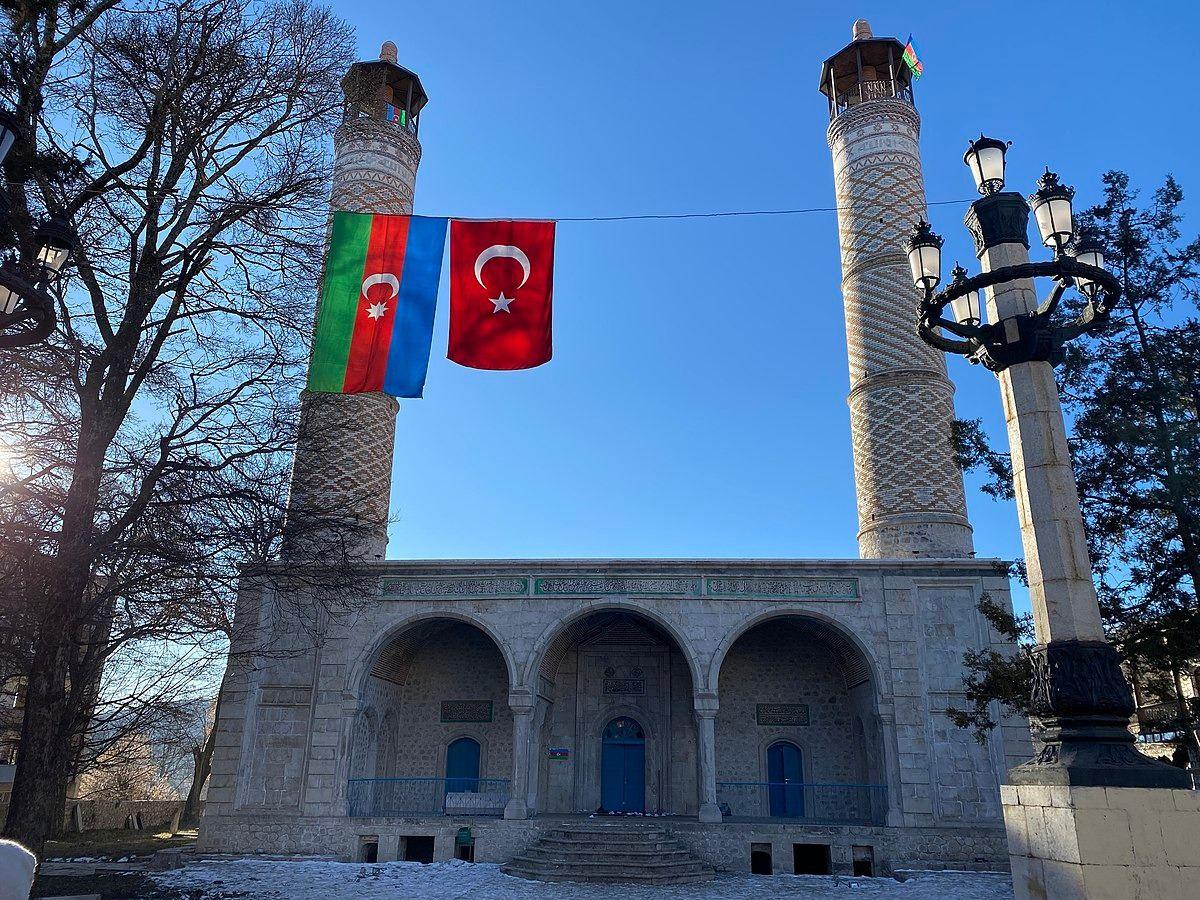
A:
[0, 0, 375, 852]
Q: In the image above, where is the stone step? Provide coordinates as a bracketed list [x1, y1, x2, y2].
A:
[544, 829, 671, 842]
[537, 836, 680, 850]
[501, 863, 714, 886]
[505, 822, 714, 885]
[520, 846, 694, 863]
[506, 855, 711, 878]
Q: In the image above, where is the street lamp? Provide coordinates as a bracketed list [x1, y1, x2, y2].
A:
[963, 134, 1009, 196]
[1029, 169, 1075, 252]
[0, 107, 75, 349]
[909, 139, 1188, 790]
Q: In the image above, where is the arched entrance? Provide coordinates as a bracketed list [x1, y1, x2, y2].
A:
[348, 617, 512, 817]
[601, 717, 646, 813]
[528, 608, 699, 815]
[713, 614, 886, 823]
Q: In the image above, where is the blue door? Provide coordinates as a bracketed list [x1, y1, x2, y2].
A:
[445, 737, 481, 794]
[601, 717, 645, 813]
[767, 741, 804, 817]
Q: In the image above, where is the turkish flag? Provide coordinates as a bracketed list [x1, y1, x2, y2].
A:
[448, 219, 555, 370]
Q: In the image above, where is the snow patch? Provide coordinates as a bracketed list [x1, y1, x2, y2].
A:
[151, 858, 1014, 898]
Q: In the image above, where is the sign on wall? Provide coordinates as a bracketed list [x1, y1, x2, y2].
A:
[755, 703, 810, 726]
[548, 747, 569, 760]
[440, 700, 493, 723]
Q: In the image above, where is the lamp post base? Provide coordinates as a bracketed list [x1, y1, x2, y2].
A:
[1009, 640, 1190, 789]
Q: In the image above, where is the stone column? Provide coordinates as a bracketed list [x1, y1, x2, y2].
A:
[970, 194, 1103, 645]
[504, 698, 534, 820]
[283, 42, 421, 561]
[964, 193, 1187, 789]
[694, 698, 721, 824]
[824, 27, 974, 560]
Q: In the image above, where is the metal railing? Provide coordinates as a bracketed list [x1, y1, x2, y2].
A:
[1136, 699, 1199, 732]
[347, 776, 510, 817]
[346, 102, 419, 135]
[715, 781, 887, 824]
[830, 80, 914, 119]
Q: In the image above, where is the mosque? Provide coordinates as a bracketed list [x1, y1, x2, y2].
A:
[196, 20, 1029, 878]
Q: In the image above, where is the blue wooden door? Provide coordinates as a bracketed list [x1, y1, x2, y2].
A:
[601, 717, 645, 813]
[445, 737, 480, 794]
[767, 741, 804, 817]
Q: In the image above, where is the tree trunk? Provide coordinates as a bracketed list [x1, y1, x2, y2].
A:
[1168, 662, 1200, 773]
[180, 688, 223, 827]
[1, 631, 79, 855]
[2, 420, 112, 854]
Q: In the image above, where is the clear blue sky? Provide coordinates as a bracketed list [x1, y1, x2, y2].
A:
[335, 1, 1196, 617]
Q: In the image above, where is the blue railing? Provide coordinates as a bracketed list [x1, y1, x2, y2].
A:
[347, 777, 510, 817]
[715, 781, 887, 824]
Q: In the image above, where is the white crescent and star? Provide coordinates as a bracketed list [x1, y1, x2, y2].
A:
[474, 245, 531, 314]
[360, 273, 399, 321]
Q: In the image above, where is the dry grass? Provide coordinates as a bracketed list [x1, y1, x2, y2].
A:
[44, 826, 198, 859]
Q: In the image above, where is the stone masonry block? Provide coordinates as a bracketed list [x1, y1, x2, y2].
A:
[1080, 864, 1138, 900]
[1072, 808, 1133, 866]
[1161, 811, 1200, 866]
[1173, 789, 1200, 811]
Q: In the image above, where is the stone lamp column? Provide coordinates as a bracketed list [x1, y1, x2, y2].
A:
[964, 193, 1197, 900]
[965, 192, 1186, 790]
[283, 42, 427, 561]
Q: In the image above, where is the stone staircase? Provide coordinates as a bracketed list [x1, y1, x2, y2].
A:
[501, 822, 715, 885]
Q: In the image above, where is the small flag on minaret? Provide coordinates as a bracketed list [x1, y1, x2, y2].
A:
[902, 35, 923, 79]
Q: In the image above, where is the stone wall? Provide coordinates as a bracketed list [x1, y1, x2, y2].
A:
[0, 798, 190, 834]
[198, 811, 1010, 874]
[201, 559, 1028, 865]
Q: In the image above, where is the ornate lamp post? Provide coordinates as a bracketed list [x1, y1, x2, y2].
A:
[910, 137, 1187, 789]
[0, 106, 77, 349]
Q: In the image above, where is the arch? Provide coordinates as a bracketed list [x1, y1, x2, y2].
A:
[708, 607, 883, 696]
[350, 609, 519, 694]
[522, 601, 705, 691]
[603, 716, 645, 742]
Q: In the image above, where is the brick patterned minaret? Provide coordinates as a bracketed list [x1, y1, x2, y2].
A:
[284, 42, 426, 560]
[820, 20, 973, 559]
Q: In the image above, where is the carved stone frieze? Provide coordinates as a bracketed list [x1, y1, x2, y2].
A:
[533, 576, 701, 596]
[755, 703, 810, 726]
[439, 700, 493, 723]
[706, 576, 859, 600]
[380, 576, 530, 598]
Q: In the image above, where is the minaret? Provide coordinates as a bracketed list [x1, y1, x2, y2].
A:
[285, 42, 426, 560]
[820, 20, 973, 558]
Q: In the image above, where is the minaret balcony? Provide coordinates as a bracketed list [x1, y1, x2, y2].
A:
[829, 78, 914, 121]
[346, 101, 419, 136]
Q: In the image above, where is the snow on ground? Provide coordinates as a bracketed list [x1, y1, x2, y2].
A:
[151, 858, 1014, 899]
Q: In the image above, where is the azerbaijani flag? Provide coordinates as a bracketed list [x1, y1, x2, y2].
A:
[902, 35, 923, 79]
[307, 212, 447, 398]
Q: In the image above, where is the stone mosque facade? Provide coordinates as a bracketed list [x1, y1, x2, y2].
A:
[198, 23, 1031, 876]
